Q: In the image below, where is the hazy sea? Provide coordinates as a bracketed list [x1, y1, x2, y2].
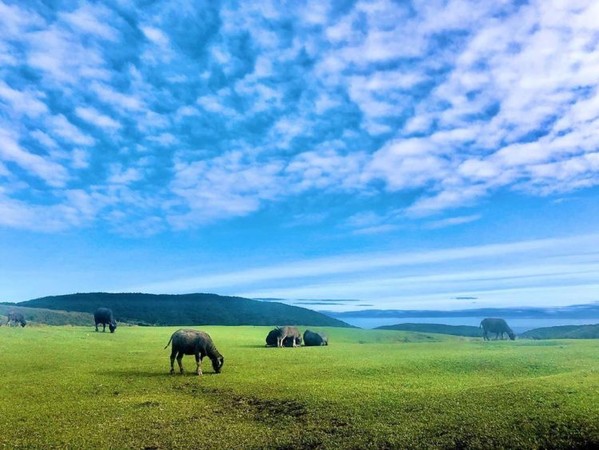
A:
[342, 316, 599, 333]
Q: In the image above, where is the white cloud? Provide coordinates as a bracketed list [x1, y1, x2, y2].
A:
[0, 2, 44, 38]
[197, 95, 238, 117]
[147, 133, 178, 146]
[70, 148, 89, 169]
[75, 106, 121, 131]
[286, 149, 368, 192]
[139, 25, 173, 64]
[60, 4, 120, 41]
[91, 82, 145, 112]
[0, 81, 48, 118]
[108, 166, 143, 185]
[169, 152, 285, 228]
[140, 26, 170, 46]
[406, 185, 488, 217]
[0, 160, 9, 177]
[26, 25, 112, 85]
[175, 105, 200, 119]
[234, 78, 284, 113]
[0, 126, 68, 187]
[367, 139, 448, 191]
[30, 130, 58, 149]
[47, 114, 95, 146]
[424, 214, 482, 229]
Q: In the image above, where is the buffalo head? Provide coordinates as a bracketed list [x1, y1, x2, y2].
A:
[212, 356, 224, 373]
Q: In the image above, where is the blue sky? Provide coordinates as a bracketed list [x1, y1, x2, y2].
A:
[1, 0, 599, 311]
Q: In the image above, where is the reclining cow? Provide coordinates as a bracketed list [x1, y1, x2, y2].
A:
[303, 329, 328, 346]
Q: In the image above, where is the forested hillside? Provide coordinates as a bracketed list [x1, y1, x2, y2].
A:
[17, 292, 350, 327]
[520, 324, 599, 339]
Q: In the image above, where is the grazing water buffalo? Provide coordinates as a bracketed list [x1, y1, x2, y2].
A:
[480, 318, 515, 341]
[164, 329, 224, 375]
[94, 307, 117, 333]
[303, 330, 328, 346]
[265, 328, 301, 347]
[266, 326, 302, 347]
[6, 312, 26, 327]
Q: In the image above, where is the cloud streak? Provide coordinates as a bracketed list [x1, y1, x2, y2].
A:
[124, 234, 599, 309]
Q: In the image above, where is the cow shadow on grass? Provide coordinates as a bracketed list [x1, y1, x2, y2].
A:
[96, 369, 220, 378]
[238, 344, 307, 349]
[238, 344, 276, 349]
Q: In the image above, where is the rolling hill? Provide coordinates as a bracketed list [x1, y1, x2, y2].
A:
[520, 324, 599, 339]
[15, 292, 351, 327]
[376, 322, 599, 339]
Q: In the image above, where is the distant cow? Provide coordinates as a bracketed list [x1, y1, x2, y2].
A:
[303, 330, 328, 346]
[164, 329, 224, 375]
[480, 318, 515, 341]
[6, 312, 26, 327]
[265, 326, 302, 347]
[265, 328, 301, 347]
[94, 307, 117, 333]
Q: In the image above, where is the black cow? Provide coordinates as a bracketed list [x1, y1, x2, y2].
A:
[480, 318, 515, 341]
[164, 329, 224, 375]
[94, 307, 117, 333]
[303, 330, 328, 346]
[6, 312, 26, 327]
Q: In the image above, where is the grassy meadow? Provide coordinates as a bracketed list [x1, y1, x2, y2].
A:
[0, 326, 597, 449]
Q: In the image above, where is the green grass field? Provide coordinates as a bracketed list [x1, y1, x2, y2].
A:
[0, 326, 597, 449]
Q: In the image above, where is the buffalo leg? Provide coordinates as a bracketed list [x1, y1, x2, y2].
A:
[195, 354, 202, 376]
[169, 350, 177, 374]
[176, 353, 184, 374]
[95, 323, 99, 332]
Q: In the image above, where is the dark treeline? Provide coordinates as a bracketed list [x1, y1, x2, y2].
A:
[15, 292, 351, 327]
[519, 324, 599, 339]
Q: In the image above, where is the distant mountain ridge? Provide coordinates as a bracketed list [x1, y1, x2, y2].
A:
[376, 323, 482, 337]
[375, 322, 599, 339]
[322, 302, 599, 319]
[15, 292, 351, 327]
